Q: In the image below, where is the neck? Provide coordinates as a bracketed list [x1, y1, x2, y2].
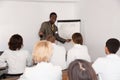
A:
[49, 21, 54, 25]
[106, 51, 111, 55]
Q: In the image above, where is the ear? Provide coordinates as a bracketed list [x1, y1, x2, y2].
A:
[105, 47, 109, 55]
[71, 39, 74, 43]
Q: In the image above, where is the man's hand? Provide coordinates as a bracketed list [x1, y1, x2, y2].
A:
[66, 39, 71, 42]
[39, 32, 43, 38]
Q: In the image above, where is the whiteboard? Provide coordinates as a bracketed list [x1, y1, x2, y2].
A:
[57, 20, 81, 51]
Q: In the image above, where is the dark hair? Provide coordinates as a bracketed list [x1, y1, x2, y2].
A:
[106, 38, 120, 53]
[68, 59, 97, 80]
[72, 33, 83, 45]
[46, 35, 55, 43]
[49, 12, 57, 18]
[8, 34, 23, 50]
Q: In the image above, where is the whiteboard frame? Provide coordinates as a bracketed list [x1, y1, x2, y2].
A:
[57, 19, 81, 39]
[57, 19, 81, 51]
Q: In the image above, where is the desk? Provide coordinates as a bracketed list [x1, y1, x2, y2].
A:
[0, 67, 8, 77]
[62, 69, 68, 80]
[1, 76, 19, 80]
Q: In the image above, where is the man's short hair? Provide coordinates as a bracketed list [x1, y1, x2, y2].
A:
[106, 38, 120, 53]
[50, 12, 57, 18]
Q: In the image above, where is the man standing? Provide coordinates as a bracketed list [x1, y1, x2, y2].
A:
[39, 12, 70, 43]
[92, 38, 120, 80]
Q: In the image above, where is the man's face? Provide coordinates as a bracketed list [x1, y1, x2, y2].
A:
[50, 15, 57, 24]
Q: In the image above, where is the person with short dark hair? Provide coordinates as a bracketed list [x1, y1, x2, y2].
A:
[68, 59, 97, 80]
[67, 33, 91, 66]
[0, 34, 32, 78]
[92, 38, 120, 80]
[39, 12, 71, 43]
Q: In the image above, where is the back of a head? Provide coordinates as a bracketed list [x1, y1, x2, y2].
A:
[106, 38, 120, 54]
[68, 59, 97, 80]
[46, 35, 55, 43]
[8, 34, 23, 51]
[33, 40, 52, 63]
[72, 33, 83, 45]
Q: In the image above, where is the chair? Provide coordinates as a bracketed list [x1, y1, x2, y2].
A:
[62, 69, 68, 80]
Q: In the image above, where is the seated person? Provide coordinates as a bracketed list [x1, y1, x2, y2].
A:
[0, 34, 32, 78]
[92, 38, 120, 80]
[67, 33, 91, 66]
[18, 40, 62, 80]
[68, 59, 97, 80]
[46, 35, 67, 70]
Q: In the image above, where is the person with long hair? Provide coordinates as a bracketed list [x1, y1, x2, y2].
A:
[67, 33, 91, 66]
[0, 34, 32, 78]
[18, 40, 62, 80]
[68, 59, 97, 80]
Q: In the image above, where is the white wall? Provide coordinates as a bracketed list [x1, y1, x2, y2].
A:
[0, 1, 78, 53]
[3, 0, 79, 2]
[77, 0, 120, 61]
[1, 0, 120, 61]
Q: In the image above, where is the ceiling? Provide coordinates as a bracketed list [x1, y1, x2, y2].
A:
[2, 0, 80, 2]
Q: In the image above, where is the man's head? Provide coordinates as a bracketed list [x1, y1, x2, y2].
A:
[49, 12, 57, 24]
[105, 38, 120, 54]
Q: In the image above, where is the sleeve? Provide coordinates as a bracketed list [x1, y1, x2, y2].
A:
[54, 26, 66, 43]
[66, 50, 75, 67]
[92, 58, 105, 80]
[38, 22, 46, 38]
[84, 46, 91, 62]
[26, 52, 33, 67]
[55, 66, 62, 80]
[40, 23, 45, 32]
[92, 58, 102, 74]
[0, 52, 7, 67]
